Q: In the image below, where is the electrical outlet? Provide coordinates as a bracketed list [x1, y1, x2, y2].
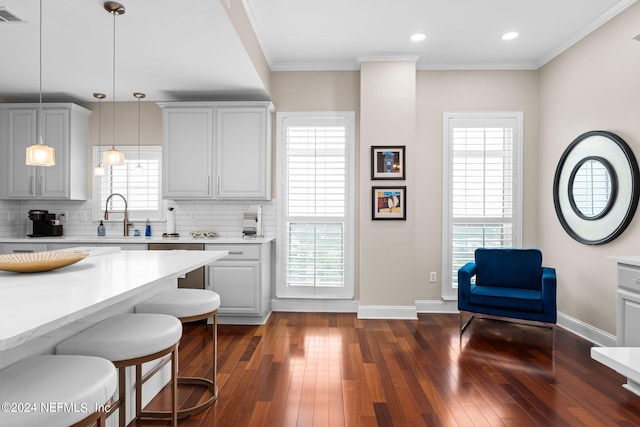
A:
[429, 272, 437, 283]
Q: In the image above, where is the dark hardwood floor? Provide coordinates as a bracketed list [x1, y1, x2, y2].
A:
[132, 312, 640, 426]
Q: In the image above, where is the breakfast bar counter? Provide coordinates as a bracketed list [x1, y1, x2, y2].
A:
[0, 249, 228, 352]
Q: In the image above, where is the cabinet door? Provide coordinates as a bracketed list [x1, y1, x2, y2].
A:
[7, 109, 37, 198]
[162, 108, 214, 199]
[208, 261, 261, 315]
[618, 289, 640, 346]
[39, 109, 70, 198]
[216, 108, 270, 199]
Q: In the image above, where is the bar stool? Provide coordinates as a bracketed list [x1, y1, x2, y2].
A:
[56, 313, 182, 427]
[0, 355, 117, 427]
[135, 288, 220, 419]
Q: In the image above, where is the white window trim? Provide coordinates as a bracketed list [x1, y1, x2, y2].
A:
[92, 145, 164, 222]
[441, 112, 523, 300]
[276, 111, 356, 299]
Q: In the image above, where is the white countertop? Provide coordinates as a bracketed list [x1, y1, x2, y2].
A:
[0, 250, 228, 351]
[591, 347, 640, 396]
[606, 256, 640, 267]
[0, 236, 275, 245]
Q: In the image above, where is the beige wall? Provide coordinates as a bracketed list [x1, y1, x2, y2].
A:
[415, 70, 539, 301]
[269, 68, 538, 305]
[538, 1, 640, 334]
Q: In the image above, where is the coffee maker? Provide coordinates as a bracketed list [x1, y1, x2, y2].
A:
[28, 210, 63, 237]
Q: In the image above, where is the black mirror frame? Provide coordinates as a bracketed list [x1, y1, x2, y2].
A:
[553, 130, 640, 245]
[568, 155, 617, 221]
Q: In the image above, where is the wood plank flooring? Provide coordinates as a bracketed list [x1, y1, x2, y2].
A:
[131, 313, 640, 426]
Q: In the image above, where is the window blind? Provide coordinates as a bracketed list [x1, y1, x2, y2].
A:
[443, 114, 522, 292]
[278, 114, 354, 298]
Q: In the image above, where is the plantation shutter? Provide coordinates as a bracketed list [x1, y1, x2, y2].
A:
[279, 114, 354, 298]
[444, 115, 522, 292]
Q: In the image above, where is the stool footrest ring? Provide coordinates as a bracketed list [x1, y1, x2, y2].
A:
[139, 376, 218, 420]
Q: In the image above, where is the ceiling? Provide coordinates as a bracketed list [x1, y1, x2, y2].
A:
[0, 0, 636, 104]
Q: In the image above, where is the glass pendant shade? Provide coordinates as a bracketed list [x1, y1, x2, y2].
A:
[103, 148, 125, 166]
[94, 164, 105, 176]
[27, 0, 55, 167]
[134, 164, 144, 175]
[26, 139, 55, 166]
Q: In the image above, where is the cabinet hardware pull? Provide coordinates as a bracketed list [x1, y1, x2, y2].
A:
[39, 175, 44, 195]
[217, 176, 220, 196]
[13, 250, 35, 253]
[207, 176, 211, 195]
[229, 251, 243, 255]
[29, 176, 34, 195]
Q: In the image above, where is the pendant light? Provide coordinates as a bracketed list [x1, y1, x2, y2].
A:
[102, 2, 125, 166]
[93, 93, 106, 176]
[25, 0, 55, 167]
[133, 92, 145, 175]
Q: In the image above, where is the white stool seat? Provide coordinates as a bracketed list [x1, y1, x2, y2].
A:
[0, 355, 117, 427]
[56, 314, 182, 361]
[135, 289, 220, 318]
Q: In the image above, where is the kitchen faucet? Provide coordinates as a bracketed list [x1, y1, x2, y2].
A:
[104, 193, 133, 236]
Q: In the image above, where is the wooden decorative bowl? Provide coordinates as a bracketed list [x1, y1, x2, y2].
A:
[0, 251, 89, 273]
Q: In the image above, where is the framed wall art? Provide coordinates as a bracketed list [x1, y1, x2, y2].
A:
[372, 186, 406, 220]
[371, 146, 405, 180]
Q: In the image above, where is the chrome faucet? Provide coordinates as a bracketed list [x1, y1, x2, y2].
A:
[104, 193, 133, 236]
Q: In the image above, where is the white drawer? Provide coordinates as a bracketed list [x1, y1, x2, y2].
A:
[206, 244, 260, 261]
[619, 265, 640, 293]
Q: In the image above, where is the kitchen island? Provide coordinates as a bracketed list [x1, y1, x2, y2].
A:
[0, 249, 227, 353]
[0, 249, 227, 425]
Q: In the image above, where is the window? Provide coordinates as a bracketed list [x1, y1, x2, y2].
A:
[277, 112, 355, 298]
[93, 146, 163, 221]
[442, 113, 523, 299]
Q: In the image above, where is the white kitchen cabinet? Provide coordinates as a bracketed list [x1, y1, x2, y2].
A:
[1, 243, 48, 254]
[206, 241, 272, 324]
[158, 101, 274, 200]
[216, 107, 271, 199]
[161, 107, 214, 199]
[616, 264, 640, 346]
[0, 103, 90, 200]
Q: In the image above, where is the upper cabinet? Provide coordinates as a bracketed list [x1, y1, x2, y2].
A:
[0, 103, 90, 200]
[158, 101, 274, 200]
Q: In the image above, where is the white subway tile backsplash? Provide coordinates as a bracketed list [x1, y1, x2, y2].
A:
[0, 199, 276, 238]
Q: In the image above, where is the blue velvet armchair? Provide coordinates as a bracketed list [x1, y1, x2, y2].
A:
[458, 248, 557, 333]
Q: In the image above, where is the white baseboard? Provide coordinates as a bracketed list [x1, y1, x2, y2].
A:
[357, 305, 418, 320]
[557, 311, 616, 347]
[415, 299, 459, 313]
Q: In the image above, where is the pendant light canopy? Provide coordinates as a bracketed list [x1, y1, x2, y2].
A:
[94, 93, 106, 176]
[133, 92, 145, 175]
[26, 0, 55, 167]
[102, 1, 125, 167]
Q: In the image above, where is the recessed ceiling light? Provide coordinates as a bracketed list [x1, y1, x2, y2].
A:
[410, 33, 426, 42]
[502, 32, 519, 41]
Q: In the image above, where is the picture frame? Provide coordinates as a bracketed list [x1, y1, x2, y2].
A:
[372, 186, 406, 220]
[371, 146, 405, 180]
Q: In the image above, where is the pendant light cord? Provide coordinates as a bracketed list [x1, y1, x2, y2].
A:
[38, 0, 43, 145]
[111, 8, 116, 151]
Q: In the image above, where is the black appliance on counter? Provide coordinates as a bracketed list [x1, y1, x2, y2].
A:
[28, 210, 63, 237]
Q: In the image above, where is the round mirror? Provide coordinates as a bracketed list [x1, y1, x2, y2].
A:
[553, 131, 640, 245]
[569, 156, 617, 220]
